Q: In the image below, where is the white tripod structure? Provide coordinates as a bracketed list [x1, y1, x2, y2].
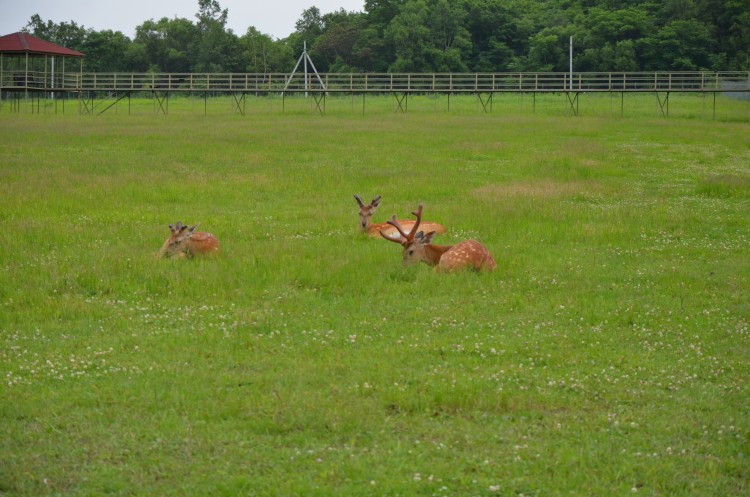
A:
[283, 41, 327, 97]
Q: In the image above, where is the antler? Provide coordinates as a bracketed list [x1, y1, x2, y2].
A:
[383, 204, 426, 244]
[410, 204, 423, 238]
[384, 214, 409, 242]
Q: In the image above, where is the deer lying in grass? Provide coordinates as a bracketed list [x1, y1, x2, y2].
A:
[159, 221, 220, 258]
[354, 194, 445, 240]
[382, 204, 496, 272]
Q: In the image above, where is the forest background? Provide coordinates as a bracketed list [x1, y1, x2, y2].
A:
[16, 0, 750, 75]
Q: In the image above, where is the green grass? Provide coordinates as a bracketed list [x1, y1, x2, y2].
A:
[1, 97, 749, 496]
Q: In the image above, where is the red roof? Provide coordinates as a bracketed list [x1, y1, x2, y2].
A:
[0, 32, 84, 57]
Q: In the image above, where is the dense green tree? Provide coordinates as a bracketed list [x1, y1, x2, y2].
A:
[350, 25, 389, 71]
[310, 10, 365, 71]
[134, 18, 198, 72]
[638, 19, 714, 70]
[583, 6, 650, 44]
[18, 0, 750, 73]
[24, 15, 87, 51]
[294, 6, 324, 48]
[364, 0, 406, 33]
[283, 7, 325, 71]
[195, 0, 228, 30]
[461, 0, 522, 71]
[385, 0, 431, 71]
[192, 0, 243, 72]
[658, 0, 700, 22]
[384, 0, 471, 72]
[123, 43, 149, 72]
[425, 0, 472, 71]
[572, 6, 650, 70]
[80, 30, 132, 72]
[697, 0, 750, 69]
[526, 26, 574, 71]
[240, 27, 277, 73]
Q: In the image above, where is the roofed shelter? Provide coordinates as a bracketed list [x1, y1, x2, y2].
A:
[0, 32, 84, 109]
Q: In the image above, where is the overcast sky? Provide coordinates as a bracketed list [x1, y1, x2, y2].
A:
[0, 0, 366, 40]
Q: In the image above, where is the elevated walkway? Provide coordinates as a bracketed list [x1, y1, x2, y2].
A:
[2, 71, 748, 116]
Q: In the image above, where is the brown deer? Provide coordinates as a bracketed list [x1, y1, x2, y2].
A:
[354, 194, 445, 240]
[382, 204, 496, 272]
[159, 221, 220, 258]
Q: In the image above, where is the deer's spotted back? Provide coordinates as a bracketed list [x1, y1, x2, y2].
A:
[439, 240, 496, 272]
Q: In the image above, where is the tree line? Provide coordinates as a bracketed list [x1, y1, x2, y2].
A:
[22, 0, 750, 73]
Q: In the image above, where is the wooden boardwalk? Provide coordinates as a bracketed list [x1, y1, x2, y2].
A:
[2, 71, 748, 116]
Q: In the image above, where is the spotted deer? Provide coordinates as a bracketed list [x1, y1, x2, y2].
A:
[382, 204, 496, 272]
[159, 221, 220, 258]
[354, 194, 445, 240]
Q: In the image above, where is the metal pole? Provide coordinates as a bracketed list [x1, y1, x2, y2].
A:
[713, 92, 716, 120]
[305, 49, 327, 92]
[25, 52, 29, 109]
[44, 54, 48, 108]
[569, 36, 573, 91]
[61, 57, 65, 114]
[283, 49, 305, 91]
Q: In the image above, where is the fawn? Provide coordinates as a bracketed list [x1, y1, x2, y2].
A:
[159, 221, 220, 258]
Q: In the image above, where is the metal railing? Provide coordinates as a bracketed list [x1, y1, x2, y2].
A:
[2, 71, 749, 94]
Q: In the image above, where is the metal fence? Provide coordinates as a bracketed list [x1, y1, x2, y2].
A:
[2, 71, 749, 94]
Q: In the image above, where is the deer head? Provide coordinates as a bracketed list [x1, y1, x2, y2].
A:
[159, 221, 220, 258]
[356, 194, 446, 240]
[381, 204, 430, 265]
[354, 194, 382, 232]
[382, 204, 495, 272]
[159, 221, 194, 258]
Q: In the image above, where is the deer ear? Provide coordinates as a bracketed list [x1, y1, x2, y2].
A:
[413, 231, 429, 245]
[419, 231, 437, 245]
[371, 195, 382, 208]
[354, 194, 364, 207]
[188, 224, 199, 234]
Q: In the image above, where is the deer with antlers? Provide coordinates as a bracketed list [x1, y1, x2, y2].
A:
[382, 204, 496, 272]
[158, 221, 220, 258]
[354, 194, 445, 240]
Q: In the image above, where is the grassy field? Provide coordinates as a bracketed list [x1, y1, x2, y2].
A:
[1, 95, 748, 496]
